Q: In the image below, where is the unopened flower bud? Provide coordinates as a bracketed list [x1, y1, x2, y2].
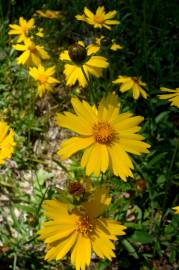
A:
[68, 43, 87, 64]
[68, 182, 85, 196]
[101, 37, 111, 47]
[136, 179, 146, 191]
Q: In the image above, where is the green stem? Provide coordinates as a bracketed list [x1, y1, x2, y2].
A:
[34, 187, 49, 226]
[30, 82, 36, 119]
[53, 158, 69, 173]
[81, 66, 95, 103]
[27, 73, 36, 144]
[160, 138, 179, 226]
[13, 253, 17, 270]
[169, 138, 179, 171]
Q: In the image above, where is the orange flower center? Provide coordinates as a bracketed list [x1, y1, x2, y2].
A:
[93, 121, 115, 145]
[38, 74, 47, 84]
[75, 216, 94, 236]
[94, 16, 104, 24]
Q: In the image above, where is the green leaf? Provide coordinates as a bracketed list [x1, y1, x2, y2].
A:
[122, 239, 139, 259]
[155, 111, 170, 124]
[96, 260, 109, 270]
[147, 152, 167, 168]
[131, 230, 153, 244]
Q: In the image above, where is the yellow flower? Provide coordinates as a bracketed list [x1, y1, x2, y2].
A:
[75, 6, 120, 30]
[9, 17, 35, 42]
[158, 87, 179, 108]
[56, 92, 150, 181]
[38, 187, 126, 270]
[0, 121, 16, 164]
[29, 65, 60, 97]
[173, 206, 179, 214]
[113, 75, 148, 100]
[13, 38, 50, 66]
[36, 10, 61, 19]
[36, 27, 44, 37]
[59, 43, 109, 87]
[110, 40, 123, 51]
[88, 36, 123, 54]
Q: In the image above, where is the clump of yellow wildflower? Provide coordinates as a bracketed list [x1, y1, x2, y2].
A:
[59, 43, 109, 87]
[113, 75, 148, 99]
[56, 92, 150, 181]
[0, 121, 16, 165]
[75, 6, 120, 30]
[158, 87, 179, 108]
[29, 65, 60, 97]
[38, 187, 126, 270]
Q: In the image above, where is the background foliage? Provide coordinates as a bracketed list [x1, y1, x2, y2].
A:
[0, 0, 179, 269]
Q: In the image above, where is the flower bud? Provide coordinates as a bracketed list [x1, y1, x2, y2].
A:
[68, 43, 87, 64]
[68, 182, 85, 196]
[136, 179, 146, 191]
[101, 37, 111, 47]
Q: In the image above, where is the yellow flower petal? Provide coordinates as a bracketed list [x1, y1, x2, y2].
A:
[58, 137, 94, 160]
[100, 219, 126, 236]
[71, 98, 97, 124]
[108, 143, 134, 181]
[71, 234, 91, 270]
[0, 121, 15, 164]
[17, 50, 30, 64]
[173, 206, 179, 214]
[82, 186, 111, 218]
[92, 231, 115, 260]
[120, 138, 150, 155]
[56, 112, 93, 135]
[44, 226, 75, 244]
[45, 231, 78, 261]
[132, 84, 140, 99]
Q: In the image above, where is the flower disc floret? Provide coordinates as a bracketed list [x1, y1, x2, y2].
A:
[93, 121, 115, 145]
[75, 215, 94, 236]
